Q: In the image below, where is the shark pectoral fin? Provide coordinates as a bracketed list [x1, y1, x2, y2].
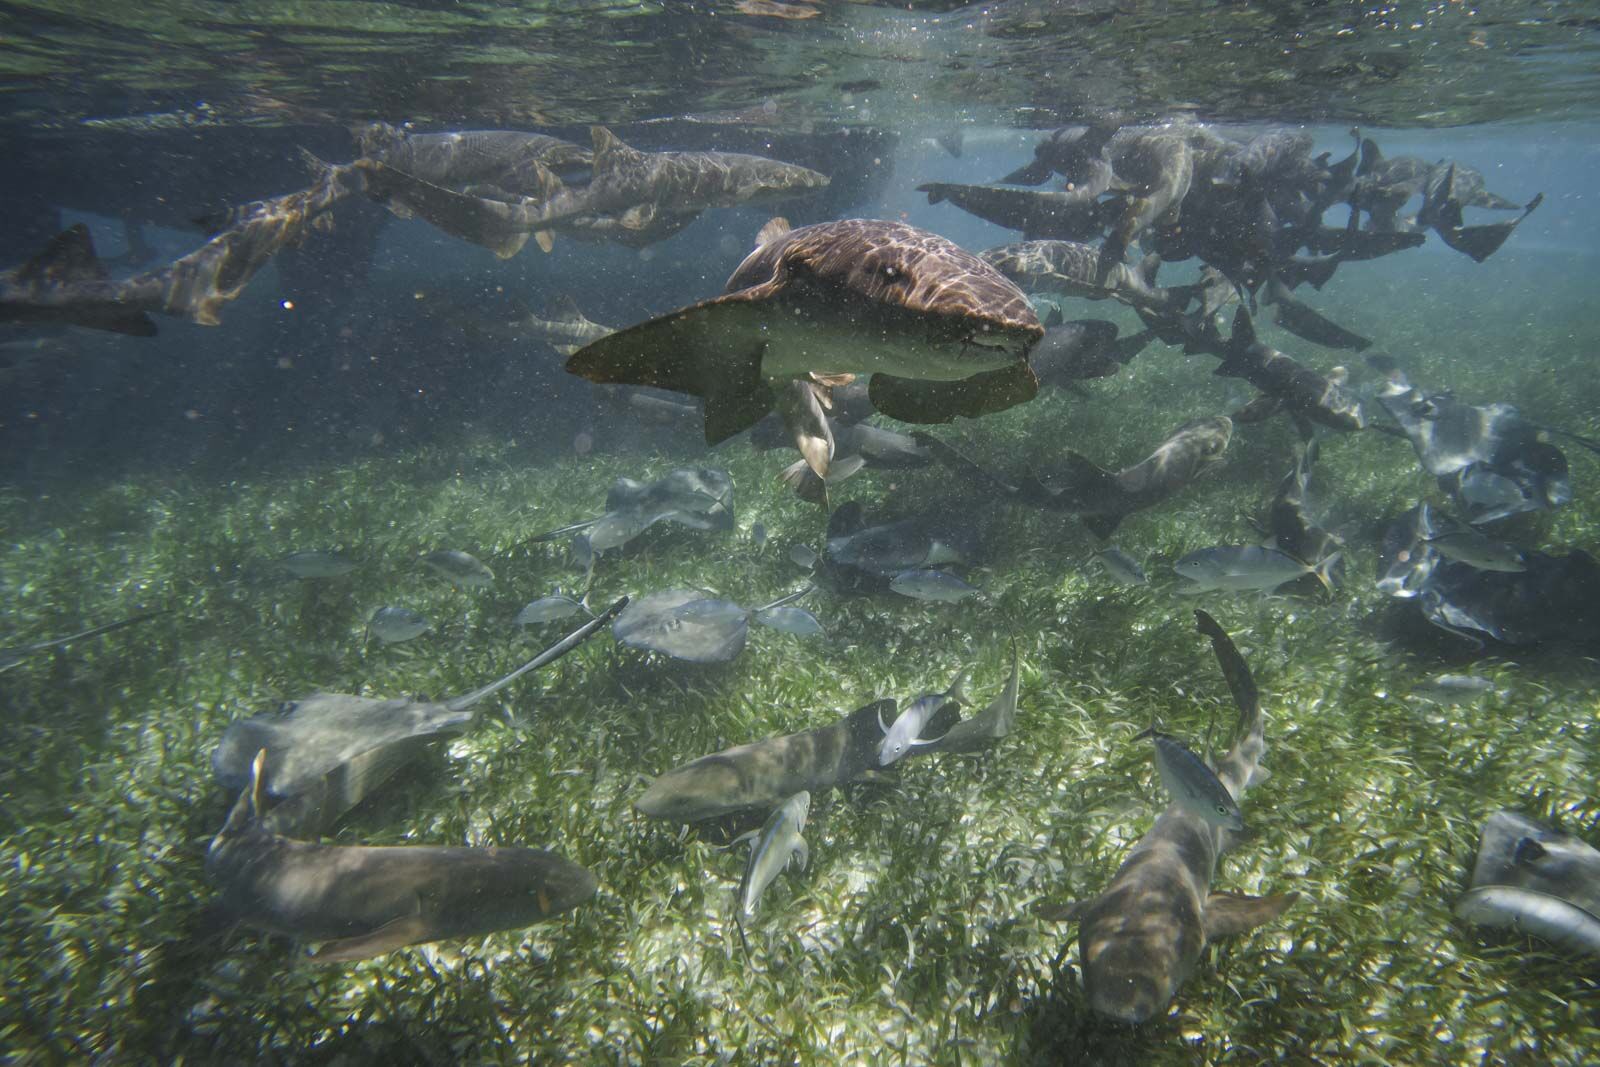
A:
[534, 230, 554, 253]
[869, 363, 1039, 425]
[792, 836, 809, 873]
[1033, 898, 1086, 923]
[311, 911, 432, 963]
[705, 366, 776, 446]
[1202, 891, 1299, 940]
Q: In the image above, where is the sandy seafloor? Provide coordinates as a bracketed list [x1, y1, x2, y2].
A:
[1, 125, 1598, 1064]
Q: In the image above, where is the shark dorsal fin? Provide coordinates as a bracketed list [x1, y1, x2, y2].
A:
[756, 217, 792, 248]
[18, 225, 110, 286]
[591, 126, 643, 170]
[547, 295, 585, 323]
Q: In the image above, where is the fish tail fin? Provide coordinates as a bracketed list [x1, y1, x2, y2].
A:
[1356, 138, 1382, 176]
[736, 915, 752, 962]
[1311, 551, 1343, 596]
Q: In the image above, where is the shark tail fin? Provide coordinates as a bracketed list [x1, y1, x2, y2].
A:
[1357, 138, 1383, 177]
[756, 217, 792, 248]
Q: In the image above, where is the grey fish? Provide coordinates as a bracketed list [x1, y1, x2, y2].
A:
[1045, 610, 1296, 1024]
[1410, 673, 1495, 703]
[915, 415, 1232, 540]
[278, 550, 357, 580]
[636, 700, 891, 823]
[421, 549, 495, 588]
[215, 601, 626, 837]
[1173, 545, 1340, 595]
[1425, 527, 1527, 573]
[1094, 547, 1149, 587]
[879, 672, 966, 766]
[512, 595, 590, 626]
[511, 295, 615, 356]
[566, 217, 1044, 479]
[1456, 810, 1600, 958]
[0, 610, 168, 675]
[365, 606, 431, 644]
[735, 790, 811, 935]
[206, 751, 597, 962]
[1135, 729, 1245, 832]
[888, 569, 981, 603]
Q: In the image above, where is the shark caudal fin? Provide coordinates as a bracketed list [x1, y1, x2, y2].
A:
[1436, 193, 1544, 263]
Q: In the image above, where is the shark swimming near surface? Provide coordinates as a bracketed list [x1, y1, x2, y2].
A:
[566, 217, 1044, 479]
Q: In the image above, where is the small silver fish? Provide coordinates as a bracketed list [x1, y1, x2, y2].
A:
[1173, 545, 1338, 594]
[278, 550, 356, 580]
[366, 606, 430, 644]
[513, 596, 588, 627]
[889, 569, 980, 602]
[1135, 728, 1244, 831]
[789, 543, 819, 570]
[879, 673, 966, 766]
[1410, 673, 1495, 703]
[421, 550, 495, 588]
[1425, 529, 1527, 573]
[1094, 547, 1148, 586]
[736, 791, 811, 932]
[751, 605, 824, 637]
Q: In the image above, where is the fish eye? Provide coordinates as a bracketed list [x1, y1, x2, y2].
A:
[1216, 804, 1230, 816]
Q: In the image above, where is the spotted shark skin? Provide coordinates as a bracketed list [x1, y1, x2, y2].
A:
[1046, 610, 1297, 1024]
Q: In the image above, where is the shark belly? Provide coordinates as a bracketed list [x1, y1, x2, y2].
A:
[755, 303, 1014, 384]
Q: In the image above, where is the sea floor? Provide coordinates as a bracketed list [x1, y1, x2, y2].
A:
[2, 266, 1598, 1064]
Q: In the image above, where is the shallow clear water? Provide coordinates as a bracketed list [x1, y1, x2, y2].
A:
[1, 4, 1598, 1064]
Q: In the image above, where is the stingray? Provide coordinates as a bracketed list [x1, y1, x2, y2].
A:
[1418, 551, 1600, 649]
[527, 468, 735, 556]
[1457, 811, 1600, 958]
[611, 587, 815, 665]
[0, 610, 168, 674]
[211, 599, 626, 837]
[565, 218, 1044, 480]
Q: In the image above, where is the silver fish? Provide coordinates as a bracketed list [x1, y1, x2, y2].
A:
[421, 549, 495, 588]
[751, 605, 824, 637]
[1173, 545, 1339, 594]
[366, 606, 430, 644]
[1410, 673, 1495, 703]
[513, 595, 589, 626]
[736, 791, 811, 932]
[889, 569, 980, 602]
[1094, 547, 1148, 586]
[1426, 528, 1527, 573]
[879, 672, 966, 766]
[1135, 729, 1245, 832]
